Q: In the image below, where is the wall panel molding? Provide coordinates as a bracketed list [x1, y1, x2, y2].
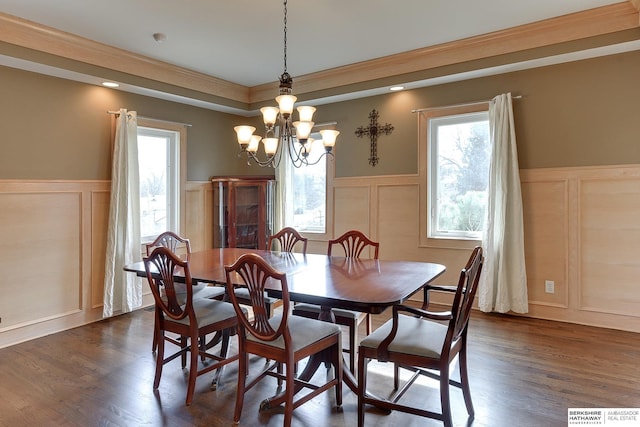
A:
[521, 164, 640, 332]
[0, 180, 157, 349]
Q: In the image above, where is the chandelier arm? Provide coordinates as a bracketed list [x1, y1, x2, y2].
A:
[244, 150, 276, 168]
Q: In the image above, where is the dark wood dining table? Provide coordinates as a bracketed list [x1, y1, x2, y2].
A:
[125, 247, 446, 396]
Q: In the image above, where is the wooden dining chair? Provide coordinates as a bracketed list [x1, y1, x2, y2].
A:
[146, 231, 226, 353]
[356, 246, 483, 427]
[225, 253, 342, 427]
[232, 227, 308, 318]
[143, 246, 241, 406]
[292, 229, 379, 374]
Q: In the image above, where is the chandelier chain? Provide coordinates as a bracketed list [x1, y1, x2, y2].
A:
[283, 0, 288, 74]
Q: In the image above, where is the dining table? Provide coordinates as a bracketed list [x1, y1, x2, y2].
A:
[125, 247, 446, 399]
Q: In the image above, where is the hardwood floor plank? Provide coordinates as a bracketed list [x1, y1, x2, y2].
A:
[1, 306, 638, 426]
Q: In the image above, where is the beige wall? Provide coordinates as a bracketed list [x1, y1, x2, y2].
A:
[325, 49, 640, 177]
[0, 66, 266, 181]
[1, 49, 640, 347]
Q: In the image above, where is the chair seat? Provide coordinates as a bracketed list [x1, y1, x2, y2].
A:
[293, 303, 362, 319]
[170, 299, 244, 327]
[194, 284, 226, 300]
[234, 287, 279, 304]
[247, 314, 341, 352]
[359, 314, 448, 359]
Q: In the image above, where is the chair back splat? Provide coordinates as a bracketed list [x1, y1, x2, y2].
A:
[146, 231, 192, 260]
[230, 255, 289, 340]
[267, 226, 308, 254]
[328, 229, 379, 259]
[357, 246, 483, 427]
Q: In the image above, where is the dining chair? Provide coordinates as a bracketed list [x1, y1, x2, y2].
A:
[232, 227, 308, 318]
[356, 246, 483, 427]
[143, 246, 242, 406]
[225, 253, 342, 427]
[292, 229, 379, 374]
[146, 231, 226, 353]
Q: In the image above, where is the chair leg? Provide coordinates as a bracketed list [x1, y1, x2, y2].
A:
[393, 363, 400, 390]
[348, 321, 357, 375]
[334, 341, 343, 408]
[459, 347, 475, 418]
[440, 368, 453, 427]
[365, 314, 371, 335]
[283, 361, 295, 427]
[357, 354, 368, 427]
[180, 336, 188, 368]
[211, 329, 231, 390]
[185, 332, 199, 406]
[152, 319, 158, 353]
[153, 331, 165, 389]
[234, 345, 247, 425]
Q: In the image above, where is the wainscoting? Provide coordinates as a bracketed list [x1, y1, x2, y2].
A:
[1, 164, 639, 348]
[521, 165, 640, 331]
[0, 180, 109, 348]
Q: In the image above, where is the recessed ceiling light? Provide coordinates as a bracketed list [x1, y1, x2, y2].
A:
[389, 86, 405, 91]
[102, 82, 119, 88]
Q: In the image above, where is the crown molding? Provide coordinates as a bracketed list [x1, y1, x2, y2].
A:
[250, 1, 640, 103]
[1, 2, 638, 111]
[0, 12, 250, 104]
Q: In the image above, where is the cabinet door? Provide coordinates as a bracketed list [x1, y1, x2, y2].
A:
[231, 182, 263, 249]
[213, 178, 273, 249]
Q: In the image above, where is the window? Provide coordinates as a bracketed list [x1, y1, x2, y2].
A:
[137, 120, 186, 242]
[425, 107, 490, 240]
[282, 134, 333, 235]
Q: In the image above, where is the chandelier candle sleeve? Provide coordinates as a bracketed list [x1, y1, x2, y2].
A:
[234, 125, 256, 149]
[248, 135, 261, 153]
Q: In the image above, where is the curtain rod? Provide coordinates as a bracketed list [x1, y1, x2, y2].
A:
[411, 95, 522, 113]
[106, 111, 192, 127]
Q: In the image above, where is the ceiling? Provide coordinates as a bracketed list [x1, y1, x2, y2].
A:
[1, 0, 638, 113]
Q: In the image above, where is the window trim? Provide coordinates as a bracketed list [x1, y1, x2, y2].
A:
[418, 103, 487, 249]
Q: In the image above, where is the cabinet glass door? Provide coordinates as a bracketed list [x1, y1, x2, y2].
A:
[233, 184, 260, 248]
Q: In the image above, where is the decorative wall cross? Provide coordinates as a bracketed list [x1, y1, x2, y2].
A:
[355, 109, 394, 166]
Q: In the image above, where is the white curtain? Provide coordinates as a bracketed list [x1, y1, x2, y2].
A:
[478, 93, 528, 313]
[103, 109, 142, 318]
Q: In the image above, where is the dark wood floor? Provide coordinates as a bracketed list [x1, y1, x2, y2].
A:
[1, 305, 638, 427]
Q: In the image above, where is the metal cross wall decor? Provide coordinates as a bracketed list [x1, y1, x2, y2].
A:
[355, 109, 394, 166]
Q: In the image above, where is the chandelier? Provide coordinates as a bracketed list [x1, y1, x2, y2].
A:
[234, 0, 339, 168]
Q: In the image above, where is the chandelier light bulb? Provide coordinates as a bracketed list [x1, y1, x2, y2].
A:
[297, 106, 316, 122]
[276, 95, 297, 117]
[234, 125, 256, 148]
[260, 106, 279, 128]
[247, 135, 262, 153]
[263, 137, 279, 155]
[320, 129, 340, 151]
[293, 121, 314, 142]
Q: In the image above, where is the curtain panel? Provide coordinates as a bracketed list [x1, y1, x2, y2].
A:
[103, 109, 142, 317]
[478, 93, 528, 313]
